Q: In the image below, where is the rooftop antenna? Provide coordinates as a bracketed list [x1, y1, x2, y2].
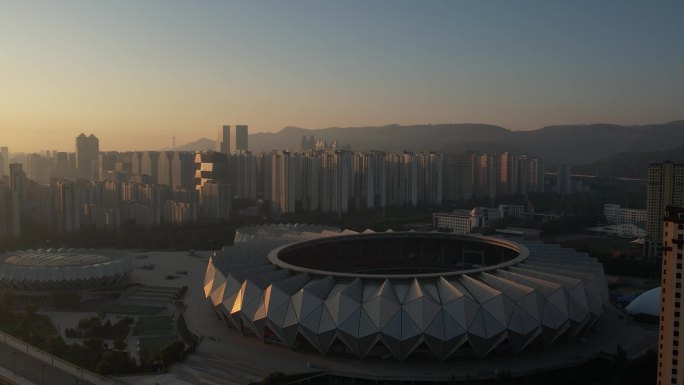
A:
[172, 133, 176, 150]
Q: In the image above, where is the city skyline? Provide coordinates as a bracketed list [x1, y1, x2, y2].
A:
[2, 1, 683, 152]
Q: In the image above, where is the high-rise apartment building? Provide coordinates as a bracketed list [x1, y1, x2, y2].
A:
[658, 206, 684, 385]
[55, 152, 70, 178]
[157, 151, 174, 187]
[0, 147, 8, 176]
[647, 162, 684, 258]
[527, 157, 545, 193]
[0, 182, 20, 239]
[52, 178, 82, 235]
[230, 152, 257, 199]
[163, 200, 198, 225]
[320, 151, 351, 215]
[443, 154, 472, 201]
[352, 152, 385, 210]
[298, 152, 321, 211]
[270, 151, 296, 213]
[200, 180, 230, 221]
[75, 133, 99, 179]
[194, 152, 229, 190]
[556, 164, 572, 195]
[171, 151, 196, 190]
[9, 163, 27, 201]
[497, 152, 518, 196]
[472, 153, 497, 199]
[416, 152, 443, 206]
[140, 151, 160, 184]
[98, 152, 121, 181]
[26, 153, 51, 184]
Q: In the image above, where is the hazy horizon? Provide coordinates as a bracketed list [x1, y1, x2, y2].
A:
[2, 1, 683, 152]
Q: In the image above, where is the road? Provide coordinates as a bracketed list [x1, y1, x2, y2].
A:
[0, 342, 96, 385]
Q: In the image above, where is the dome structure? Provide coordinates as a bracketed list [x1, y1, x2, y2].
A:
[625, 287, 660, 317]
[204, 226, 608, 361]
[0, 249, 132, 290]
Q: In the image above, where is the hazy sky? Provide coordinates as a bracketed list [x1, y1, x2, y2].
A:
[1, 1, 683, 152]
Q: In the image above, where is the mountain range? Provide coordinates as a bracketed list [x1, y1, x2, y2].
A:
[172, 120, 684, 168]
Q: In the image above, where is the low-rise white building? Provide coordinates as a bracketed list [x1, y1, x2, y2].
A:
[433, 209, 485, 233]
[587, 223, 646, 238]
[604, 204, 646, 225]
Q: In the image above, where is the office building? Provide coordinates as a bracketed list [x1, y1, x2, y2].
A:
[75, 133, 99, 179]
[658, 206, 684, 385]
[220, 125, 230, 154]
[219, 124, 248, 154]
[232, 125, 248, 153]
[647, 162, 684, 258]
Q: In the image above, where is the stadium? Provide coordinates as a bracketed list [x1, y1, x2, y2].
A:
[0, 248, 133, 290]
[204, 224, 608, 361]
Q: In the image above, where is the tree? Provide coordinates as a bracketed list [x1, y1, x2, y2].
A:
[113, 338, 127, 351]
[52, 292, 80, 308]
[159, 340, 185, 366]
[24, 304, 38, 315]
[260, 372, 286, 385]
[84, 337, 105, 352]
[1, 290, 16, 308]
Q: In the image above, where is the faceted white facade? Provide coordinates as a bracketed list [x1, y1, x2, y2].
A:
[0, 248, 132, 290]
[204, 225, 608, 360]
